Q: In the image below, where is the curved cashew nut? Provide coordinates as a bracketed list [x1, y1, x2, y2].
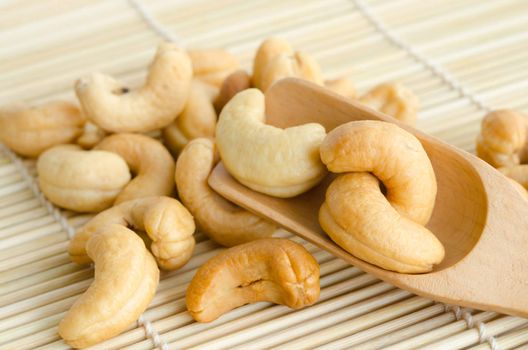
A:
[476, 109, 527, 168]
[0, 101, 84, 157]
[186, 238, 320, 322]
[95, 133, 175, 204]
[176, 138, 276, 246]
[162, 81, 217, 155]
[499, 165, 528, 189]
[75, 43, 192, 133]
[59, 225, 159, 348]
[214, 69, 251, 113]
[216, 89, 327, 198]
[359, 83, 419, 126]
[76, 121, 107, 149]
[325, 78, 357, 99]
[37, 145, 131, 212]
[189, 48, 239, 87]
[252, 38, 293, 88]
[319, 121, 444, 273]
[70, 196, 195, 270]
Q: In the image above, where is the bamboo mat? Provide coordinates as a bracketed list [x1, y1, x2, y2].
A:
[1, 0, 528, 349]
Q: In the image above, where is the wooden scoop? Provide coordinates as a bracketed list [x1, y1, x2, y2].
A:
[209, 78, 528, 317]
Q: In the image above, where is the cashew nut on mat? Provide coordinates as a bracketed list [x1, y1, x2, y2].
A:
[70, 196, 195, 270]
[0, 101, 84, 157]
[214, 69, 251, 113]
[360, 82, 419, 126]
[59, 225, 159, 348]
[37, 145, 131, 212]
[319, 121, 444, 273]
[176, 138, 276, 246]
[252, 37, 323, 92]
[324, 78, 357, 99]
[95, 133, 175, 204]
[75, 42, 192, 133]
[189, 48, 240, 87]
[162, 81, 217, 155]
[186, 238, 320, 322]
[216, 88, 327, 198]
[476, 109, 528, 168]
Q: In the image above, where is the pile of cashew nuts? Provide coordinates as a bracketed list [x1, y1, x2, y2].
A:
[0, 38, 440, 348]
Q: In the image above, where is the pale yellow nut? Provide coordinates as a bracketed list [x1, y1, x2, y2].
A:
[76, 121, 107, 149]
[214, 69, 252, 113]
[259, 51, 324, 92]
[252, 37, 293, 89]
[319, 121, 443, 273]
[476, 109, 527, 168]
[499, 165, 528, 189]
[37, 145, 131, 212]
[176, 138, 276, 246]
[0, 101, 84, 157]
[359, 82, 419, 126]
[162, 81, 217, 156]
[75, 42, 192, 133]
[95, 133, 175, 204]
[186, 238, 320, 323]
[324, 78, 357, 99]
[189, 48, 239, 88]
[70, 196, 195, 270]
[216, 88, 327, 198]
[59, 225, 159, 348]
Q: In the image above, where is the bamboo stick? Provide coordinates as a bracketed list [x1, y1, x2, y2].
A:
[468, 326, 528, 350]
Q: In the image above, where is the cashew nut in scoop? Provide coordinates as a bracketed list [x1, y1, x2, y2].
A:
[325, 78, 357, 99]
[476, 109, 528, 168]
[319, 121, 444, 273]
[162, 81, 217, 155]
[189, 48, 239, 87]
[70, 196, 195, 270]
[186, 238, 320, 322]
[216, 89, 327, 198]
[37, 145, 131, 212]
[75, 42, 192, 133]
[0, 101, 84, 157]
[59, 225, 159, 348]
[95, 133, 175, 204]
[176, 138, 277, 246]
[359, 83, 419, 126]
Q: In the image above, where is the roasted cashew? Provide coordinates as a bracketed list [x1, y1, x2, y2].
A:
[59, 225, 159, 348]
[253, 38, 323, 92]
[359, 83, 419, 126]
[325, 78, 357, 99]
[176, 138, 276, 246]
[216, 88, 327, 198]
[476, 109, 527, 168]
[95, 133, 175, 204]
[214, 69, 251, 113]
[76, 121, 107, 149]
[162, 81, 217, 155]
[75, 43, 192, 133]
[189, 48, 239, 87]
[70, 196, 195, 270]
[37, 145, 131, 212]
[319, 121, 444, 273]
[0, 101, 84, 157]
[186, 238, 320, 322]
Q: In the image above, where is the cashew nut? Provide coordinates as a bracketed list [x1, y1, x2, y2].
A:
[359, 83, 419, 126]
[76, 121, 107, 149]
[176, 138, 276, 246]
[70, 196, 195, 270]
[0, 101, 84, 157]
[499, 165, 528, 189]
[319, 121, 444, 273]
[476, 109, 527, 168]
[216, 88, 327, 197]
[189, 48, 239, 87]
[325, 78, 357, 99]
[75, 43, 192, 133]
[162, 81, 217, 155]
[59, 225, 159, 348]
[214, 69, 251, 113]
[252, 38, 323, 92]
[95, 133, 175, 204]
[186, 238, 320, 322]
[37, 145, 131, 212]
